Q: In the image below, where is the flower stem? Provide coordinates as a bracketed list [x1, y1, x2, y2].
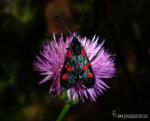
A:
[56, 103, 72, 121]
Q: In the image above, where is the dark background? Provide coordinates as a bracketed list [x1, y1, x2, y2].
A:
[0, 0, 150, 121]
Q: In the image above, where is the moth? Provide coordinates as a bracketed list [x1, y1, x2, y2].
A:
[60, 36, 95, 90]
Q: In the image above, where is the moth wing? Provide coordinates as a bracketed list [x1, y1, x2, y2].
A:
[78, 49, 95, 88]
[60, 49, 76, 90]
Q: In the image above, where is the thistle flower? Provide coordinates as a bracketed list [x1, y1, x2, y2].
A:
[33, 34, 115, 102]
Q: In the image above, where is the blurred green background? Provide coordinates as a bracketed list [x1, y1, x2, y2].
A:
[0, 0, 150, 121]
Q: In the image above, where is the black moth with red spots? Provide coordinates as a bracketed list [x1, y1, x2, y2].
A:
[60, 37, 95, 90]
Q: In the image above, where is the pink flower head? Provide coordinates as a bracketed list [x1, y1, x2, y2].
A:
[33, 33, 115, 102]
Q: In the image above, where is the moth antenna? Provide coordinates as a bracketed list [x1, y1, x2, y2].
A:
[55, 16, 72, 35]
[79, 15, 84, 24]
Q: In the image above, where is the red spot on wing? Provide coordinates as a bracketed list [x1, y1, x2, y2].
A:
[88, 72, 94, 78]
[62, 74, 67, 80]
[67, 66, 73, 72]
[82, 65, 88, 71]
[81, 49, 86, 57]
[67, 50, 72, 58]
